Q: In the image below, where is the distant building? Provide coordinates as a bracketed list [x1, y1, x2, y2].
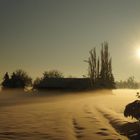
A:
[37, 78, 91, 90]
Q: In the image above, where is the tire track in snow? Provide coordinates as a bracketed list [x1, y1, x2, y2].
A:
[96, 106, 136, 140]
[71, 102, 125, 140]
[72, 118, 85, 139]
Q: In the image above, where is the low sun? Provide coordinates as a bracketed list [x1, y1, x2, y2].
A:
[136, 48, 140, 59]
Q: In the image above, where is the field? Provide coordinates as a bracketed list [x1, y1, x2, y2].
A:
[0, 89, 139, 140]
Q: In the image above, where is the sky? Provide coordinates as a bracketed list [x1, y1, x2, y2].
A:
[1, 0, 140, 81]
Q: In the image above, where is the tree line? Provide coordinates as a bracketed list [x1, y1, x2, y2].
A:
[1, 69, 64, 89]
[1, 42, 116, 90]
[116, 76, 139, 89]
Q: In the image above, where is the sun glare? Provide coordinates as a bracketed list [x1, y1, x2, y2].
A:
[136, 48, 140, 59]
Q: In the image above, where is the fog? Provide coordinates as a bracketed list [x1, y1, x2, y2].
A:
[0, 89, 139, 140]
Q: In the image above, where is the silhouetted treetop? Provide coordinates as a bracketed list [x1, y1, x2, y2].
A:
[1, 72, 10, 88]
[33, 70, 64, 89]
[43, 70, 64, 79]
[1, 69, 32, 89]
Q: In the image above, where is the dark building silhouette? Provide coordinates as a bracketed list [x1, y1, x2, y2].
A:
[34, 78, 91, 90]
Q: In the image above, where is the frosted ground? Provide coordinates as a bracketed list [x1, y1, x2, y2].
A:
[0, 89, 139, 140]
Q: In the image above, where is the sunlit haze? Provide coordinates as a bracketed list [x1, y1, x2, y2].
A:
[136, 48, 140, 59]
[1, 0, 140, 81]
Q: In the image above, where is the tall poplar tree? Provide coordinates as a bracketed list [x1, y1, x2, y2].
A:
[86, 42, 115, 89]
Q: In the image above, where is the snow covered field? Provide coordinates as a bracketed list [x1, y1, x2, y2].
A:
[0, 89, 139, 140]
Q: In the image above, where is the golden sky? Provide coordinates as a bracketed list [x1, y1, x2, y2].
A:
[1, 0, 140, 81]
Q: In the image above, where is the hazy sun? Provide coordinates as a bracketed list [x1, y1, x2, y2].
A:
[136, 48, 140, 59]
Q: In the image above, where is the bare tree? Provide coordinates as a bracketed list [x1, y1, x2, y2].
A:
[86, 42, 115, 89]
